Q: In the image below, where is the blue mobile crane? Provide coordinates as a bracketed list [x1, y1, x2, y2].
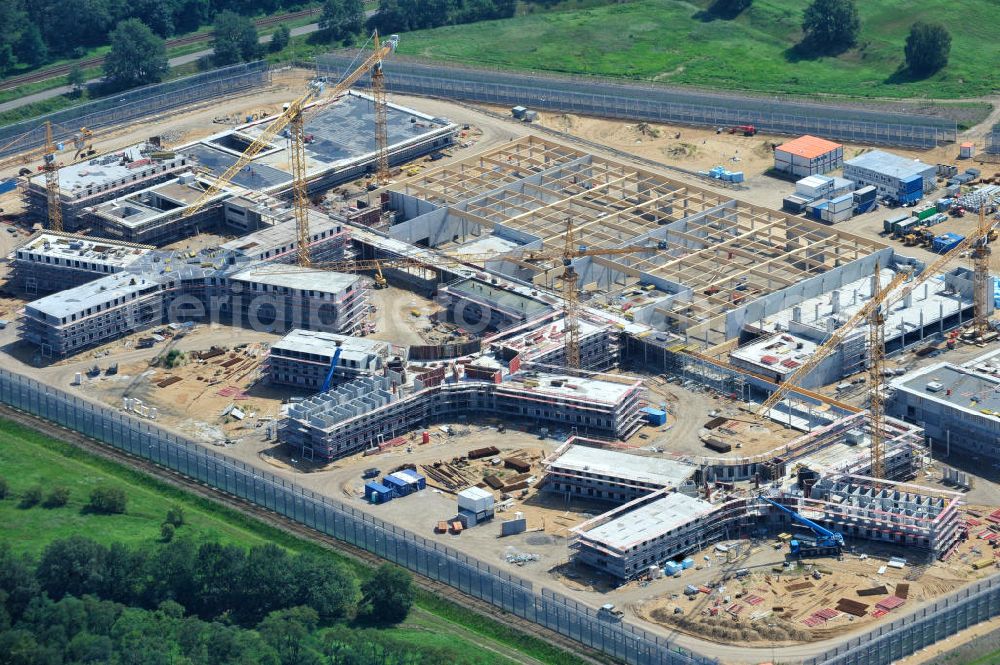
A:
[762, 497, 844, 558]
[319, 343, 344, 393]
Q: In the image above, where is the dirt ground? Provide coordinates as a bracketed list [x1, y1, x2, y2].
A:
[631, 509, 998, 648]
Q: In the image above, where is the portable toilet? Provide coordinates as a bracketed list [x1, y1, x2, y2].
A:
[364, 481, 393, 504]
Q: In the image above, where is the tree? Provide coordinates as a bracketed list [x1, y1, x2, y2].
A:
[236, 544, 296, 624]
[270, 24, 291, 53]
[19, 485, 43, 509]
[291, 555, 359, 622]
[67, 67, 87, 94]
[904, 21, 951, 77]
[191, 542, 245, 620]
[0, 544, 41, 623]
[14, 24, 48, 68]
[373, 0, 410, 34]
[0, 475, 8, 500]
[88, 486, 127, 514]
[801, 0, 860, 51]
[359, 564, 413, 625]
[213, 11, 259, 66]
[35, 537, 108, 600]
[43, 486, 70, 508]
[319, 0, 364, 43]
[258, 606, 318, 665]
[104, 19, 168, 89]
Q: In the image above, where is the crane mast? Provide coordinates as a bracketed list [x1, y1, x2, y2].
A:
[42, 121, 62, 232]
[558, 217, 581, 369]
[972, 205, 992, 339]
[371, 31, 390, 188]
[868, 264, 886, 478]
[289, 110, 311, 267]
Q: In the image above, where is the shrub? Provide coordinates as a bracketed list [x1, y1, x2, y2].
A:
[0, 475, 8, 499]
[160, 523, 176, 542]
[88, 486, 127, 514]
[43, 486, 71, 508]
[165, 506, 185, 527]
[20, 485, 43, 508]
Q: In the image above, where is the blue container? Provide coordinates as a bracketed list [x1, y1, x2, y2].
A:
[663, 561, 682, 575]
[933, 233, 964, 254]
[901, 174, 923, 193]
[730, 171, 744, 183]
[0, 179, 14, 195]
[382, 474, 411, 496]
[641, 407, 667, 426]
[398, 468, 426, 490]
[364, 482, 393, 504]
[681, 557, 694, 569]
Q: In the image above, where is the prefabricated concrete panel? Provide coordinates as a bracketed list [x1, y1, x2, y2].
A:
[501, 518, 528, 536]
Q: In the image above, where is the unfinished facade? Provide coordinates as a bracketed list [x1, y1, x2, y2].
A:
[766, 474, 964, 558]
[12, 232, 153, 294]
[280, 372, 645, 461]
[267, 329, 391, 388]
[542, 439, 697, 504]
[572, 491, 753, 580]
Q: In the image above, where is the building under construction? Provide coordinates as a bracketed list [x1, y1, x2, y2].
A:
[16, 215, 363, 357]
[279, 370, 645, 461]
[542, 438, 697, 504]
[570, 468, 963, 581]
[27, 93, 457, 245]
[267, 329, 391, 388]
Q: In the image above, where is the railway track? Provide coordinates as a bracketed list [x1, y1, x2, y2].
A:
[0, 8, 320, 92]
[0, 401, 618, 665]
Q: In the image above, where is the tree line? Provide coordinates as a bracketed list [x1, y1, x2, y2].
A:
[0, 537, 431, 665]
[0, 0, 315, 77]
[371, 0, 516, 36]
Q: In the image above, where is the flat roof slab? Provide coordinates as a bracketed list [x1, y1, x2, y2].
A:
[581, 493, 716, 550]
[549, 445, 695, 488]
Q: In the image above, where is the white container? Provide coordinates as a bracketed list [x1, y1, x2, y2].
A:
[458, 487, 494, 513]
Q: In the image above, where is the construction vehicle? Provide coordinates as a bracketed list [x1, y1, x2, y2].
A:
[729, 125, 757, 136]
[319, 342, 344, 392]
[373, 261, 388, 288]
[762, 497, 844, 558]
[903, 233, 919, 246]
[597, 603, 624, 622]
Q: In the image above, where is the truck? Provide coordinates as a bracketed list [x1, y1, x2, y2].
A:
[763, 497, 844, 558]
[598, 603, 624, 622]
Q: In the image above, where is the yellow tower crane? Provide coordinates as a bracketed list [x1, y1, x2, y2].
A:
[180, 32, 399, 267]
[755, 218, 997, 477]
[868, 264, 887, 479]
[972, 205, 993, 340]
[40, 121, 63, 232]
[370, 31, 391, 188]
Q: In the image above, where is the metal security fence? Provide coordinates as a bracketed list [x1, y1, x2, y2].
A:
[317, 54, 955, 149]
[3, 363, 999, 665]
[805, 576, 1000, 665]
[0, 367, 710, 665]
[987, 123, 1000, 155]
[0, 61, 271, 160]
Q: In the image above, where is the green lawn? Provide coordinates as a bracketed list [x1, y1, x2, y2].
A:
[396, 0, 1000, 99]
[0, 417, 572, 665]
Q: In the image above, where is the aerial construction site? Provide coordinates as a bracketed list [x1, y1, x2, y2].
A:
[2, 33, 1000, 665]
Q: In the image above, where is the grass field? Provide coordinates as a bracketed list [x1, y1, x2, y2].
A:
[396, 0, 1000, 100]
[0, 417, 581, 665]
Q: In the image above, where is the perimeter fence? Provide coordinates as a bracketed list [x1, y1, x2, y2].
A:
[0, 367, 712, 665]
[317, 53, 956, 149]
[0, 61, 270, 160]
[2, 363, 999, 665]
